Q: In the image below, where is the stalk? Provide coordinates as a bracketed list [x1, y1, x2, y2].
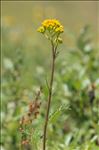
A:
[37, 19, 64, 150]
[43, 42, 56, 150]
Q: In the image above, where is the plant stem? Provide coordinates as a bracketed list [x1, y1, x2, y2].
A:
[43, 42, 56, 150]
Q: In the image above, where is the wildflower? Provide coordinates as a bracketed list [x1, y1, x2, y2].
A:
[37, 26, 45, 33]
[55, 25, 64, 33]
[28, 101, 41, 117]
[42, 19, 60, 28]
[37, 19, 64, 150]
[19, 87, 42, 146]
[37, 19, 64, 36]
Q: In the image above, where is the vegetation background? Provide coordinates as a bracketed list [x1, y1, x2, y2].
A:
[1, 1, 99, 150]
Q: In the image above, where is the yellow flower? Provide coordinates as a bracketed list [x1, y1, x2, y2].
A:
[55, 25, 64, 33]
[37, 19, 64, 34]
[37, 26, 45, 33]
[42, 19, 61, 28]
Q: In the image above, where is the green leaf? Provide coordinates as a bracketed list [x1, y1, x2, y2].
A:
[49, 104, 69, 123]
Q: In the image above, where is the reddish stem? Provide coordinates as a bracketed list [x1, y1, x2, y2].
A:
[43, 42, 56, 150]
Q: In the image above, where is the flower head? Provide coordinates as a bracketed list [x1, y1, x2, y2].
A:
[37, 26, 45, 33]
[55, 25, 64, 33]
[37, 19, 64, 35]
[37, 19, 64, 46]
[42, 19, 61, 28]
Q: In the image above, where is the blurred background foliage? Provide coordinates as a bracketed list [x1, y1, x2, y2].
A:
[1, 1, 99, 150]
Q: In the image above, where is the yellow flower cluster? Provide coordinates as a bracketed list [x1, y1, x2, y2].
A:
[37, 19, 64, 34]
[42, 19, 60, 28]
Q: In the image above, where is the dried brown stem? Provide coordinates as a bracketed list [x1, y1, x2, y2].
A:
[43, 42, 56, 150]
